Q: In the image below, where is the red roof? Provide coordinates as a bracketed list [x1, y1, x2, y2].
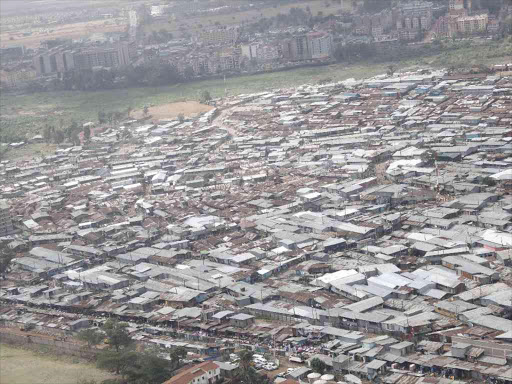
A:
[163, 361, 219, 384]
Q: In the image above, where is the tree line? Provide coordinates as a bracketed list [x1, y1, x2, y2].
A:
[25, 61, 189, 93]
[76, 319, 273, 384]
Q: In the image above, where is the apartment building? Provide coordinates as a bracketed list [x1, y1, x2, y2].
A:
[0, 68, 37, 88]
[457, 14, 488, 34]
[33, 43, 131, 75]
[197, 27, 240, 46]
[73, 43, 131, 70]
[241, 43, 259, 61]
[397, 1, 433, 30]
[0, 200, 14, 236]
[309, 32, 333, 59]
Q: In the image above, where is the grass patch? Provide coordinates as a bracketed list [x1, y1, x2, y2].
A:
[1, 143, 57, 161]
[0, 343, 115, 384]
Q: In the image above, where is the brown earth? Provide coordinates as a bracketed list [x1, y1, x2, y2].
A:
[133, 101, 214, 120]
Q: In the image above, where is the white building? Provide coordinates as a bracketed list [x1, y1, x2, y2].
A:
[309, 33, 333, 59]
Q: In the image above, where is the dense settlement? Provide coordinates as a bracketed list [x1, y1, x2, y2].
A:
[1, 66, 512, 384]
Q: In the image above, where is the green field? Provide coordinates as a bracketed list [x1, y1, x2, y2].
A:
[0, 344, 115, 384]
[0, 61, 397, 145]
[1, 38, 511, 158]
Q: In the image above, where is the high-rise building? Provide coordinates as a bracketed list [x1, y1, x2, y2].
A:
[291, 35, 311, 61]
[241, 43, 259, 61]
[398, 1, 433, 30]
[308, 33, 333, 59]
[33, 44, 74, 76]
[33, 43, 131, 75]
[0, 200, 14, 236]
[73, 43, 131, 70]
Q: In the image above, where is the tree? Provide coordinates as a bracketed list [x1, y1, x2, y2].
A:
[107, 111, 114, 127]
[169, 346, 187, 370]
[183, 65, 195, 80]
[98, 111, 107, 124]
[483, 176, 497, 187]
[113, 111, 123, 123]
[177, 113, 185, 123]
[97, 319, 135, 377]
[103, 319, 132, 352]
[126, 106, 133, 119]
[200, 90, 212, 104]
[311, 358, 327, 375]
[76, 328, 103, 349]
[83, 125, 91, 142]
[387, 64, 396, 77]
[124, 349, 175, 384]
[69, 120, 79, 133]
[0, 245, 15, 279]
[239, 349, 253, 372]
[143, 106, 149, 117]
[43, 125, 53, 143]
[97, 349, 138, 376]
[54, 130, 65, 144]
[71, 131, 81, 146]
[235, 350, 272, 384]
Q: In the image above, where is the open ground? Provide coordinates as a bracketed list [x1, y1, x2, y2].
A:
[132, 101, 214, 120]
[0, 344, 115, 384]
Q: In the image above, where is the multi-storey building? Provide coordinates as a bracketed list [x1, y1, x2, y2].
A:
[294, 35, 311, 60]
[197, 27, 240, 46]
[397, 1, 433, 31]
[281, 33, 333, 61]
[0, 67, 37, 88]
[308, 32, 333, 59]
[241, 43, 259, 61]
[457, 14, 488, 34]
[256, 44, 280, 62]
[73, 43, 131, 70]
[432, 15, 457, 38]
[0, 200, 14, 236]
[281, 34, 311, 61]
[0, 45, 25, 60]
[33, 43, 131, 75]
